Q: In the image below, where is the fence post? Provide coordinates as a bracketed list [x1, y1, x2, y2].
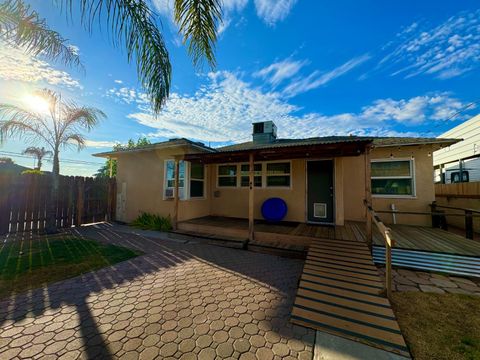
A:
[76, 177, 85, 226]
[0, 175, 12, 234]
[385, 230, 393, 300]
[465, 210, 473, 240]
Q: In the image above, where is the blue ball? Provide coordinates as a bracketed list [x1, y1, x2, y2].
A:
[261, 198, 288, 222]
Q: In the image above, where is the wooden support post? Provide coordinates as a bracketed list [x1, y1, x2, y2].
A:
[385, 229, 393, 300]
[365, 149, 373, 248]
[172, 159, 180, 231]
[465, 210, 473, 239]
[247, 153, 255, 247]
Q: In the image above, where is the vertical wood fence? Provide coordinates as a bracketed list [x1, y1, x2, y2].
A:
[435, 182, 480, 198]
[0, 174, 115, 235]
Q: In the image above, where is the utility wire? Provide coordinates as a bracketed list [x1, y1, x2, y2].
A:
[0, 150, 104, 166]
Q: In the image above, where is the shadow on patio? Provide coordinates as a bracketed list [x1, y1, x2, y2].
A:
[0, 223, 314, 359]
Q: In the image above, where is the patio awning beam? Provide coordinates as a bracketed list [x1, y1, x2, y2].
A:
[184, 141, 370, 164]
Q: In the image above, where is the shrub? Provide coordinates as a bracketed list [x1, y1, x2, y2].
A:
[21, 169, 44, 175]
[131, 212, 172, 231]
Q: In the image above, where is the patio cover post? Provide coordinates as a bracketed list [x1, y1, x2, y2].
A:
[365, 147, 373, 248]
[172, 159, 180, 230]
[248, 152, 255, 246]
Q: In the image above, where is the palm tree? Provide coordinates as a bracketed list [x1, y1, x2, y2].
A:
[22, 146, 52, 171]
[0, 0, 222, 113]
[0, 88, 106, 232]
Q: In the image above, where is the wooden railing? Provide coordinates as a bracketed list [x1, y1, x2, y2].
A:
[364, 200, 395, 299]
[430, 202, 480, 239]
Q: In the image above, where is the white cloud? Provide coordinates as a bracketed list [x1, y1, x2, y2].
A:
[282, 54, 371, 97]
[125, 71, 467, 143]
[0, 41, 82, 89]
[378, 10, 480, 79]
[114, 79, 123, 84]
[254, 0, 297, 25]
[254, 58, 307, 87]
[84, 140, 119, 148]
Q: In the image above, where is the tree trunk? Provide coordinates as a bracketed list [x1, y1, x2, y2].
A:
[45, 149, 60, 233]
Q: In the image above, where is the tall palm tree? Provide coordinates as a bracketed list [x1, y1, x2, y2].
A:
[22, 146, 52, 171]
[0, 88, 106, 232]
[0, 0, 222, 113]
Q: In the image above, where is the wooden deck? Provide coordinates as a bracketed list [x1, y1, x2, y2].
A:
[291, 238, 410, 357]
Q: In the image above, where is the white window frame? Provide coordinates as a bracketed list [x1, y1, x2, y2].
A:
[217, 164, 239, 188]
[240, 163, 263, 188]
[189, 162, 206, 199]
[164, 160, 207, 200]
[371, 158, 416, 198]
[216, 160, 292, 189]
[265, 160, 292, 189]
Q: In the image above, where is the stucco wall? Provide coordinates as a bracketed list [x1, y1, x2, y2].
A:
[115, 146, 211, 223]
[343, 145, 436, 226]
[114, 144, 436, 226]
[208, 159, 307, 222]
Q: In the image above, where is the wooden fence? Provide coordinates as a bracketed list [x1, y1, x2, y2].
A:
[435, 182, 480, 199]
[0, 174, 115, 235]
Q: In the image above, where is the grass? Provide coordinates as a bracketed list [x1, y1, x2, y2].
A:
[0, 235, 140, 299]
[392, 292, 480, 360]
[131, 212, 172, 231]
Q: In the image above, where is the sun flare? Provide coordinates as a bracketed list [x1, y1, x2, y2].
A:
[22, 94, 51, 114]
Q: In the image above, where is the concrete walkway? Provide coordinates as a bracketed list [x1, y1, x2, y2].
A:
[0, 223, 314, 359]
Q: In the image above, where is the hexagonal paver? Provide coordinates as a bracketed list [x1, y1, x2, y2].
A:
[0, 225, 314, 360]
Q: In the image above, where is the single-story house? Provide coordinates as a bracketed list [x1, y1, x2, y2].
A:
[94, 121, 458, 238]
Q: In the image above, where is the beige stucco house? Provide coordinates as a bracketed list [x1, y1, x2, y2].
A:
[94, 121, 457, 234]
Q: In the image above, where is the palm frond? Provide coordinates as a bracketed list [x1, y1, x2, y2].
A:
[22, 146, 52, 158]
[0, 104, 54, 146]
[0, 0, 82, 69]
[59, 0, 171, 113]
[62, 133, 86, 151]
[174, 0, 222, 68]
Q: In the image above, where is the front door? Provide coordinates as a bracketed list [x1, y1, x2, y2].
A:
[307, 160, 334, 223]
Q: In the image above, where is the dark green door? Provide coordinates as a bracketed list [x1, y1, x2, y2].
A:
[307, 160, 334, 223]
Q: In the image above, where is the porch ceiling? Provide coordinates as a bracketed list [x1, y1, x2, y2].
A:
[184, 141, 371, 164]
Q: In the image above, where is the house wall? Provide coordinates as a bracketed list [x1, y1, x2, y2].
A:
[115, 146, 211, 223]
[114, 144, 436, 227]
[208, 159, 307, 222]
[343, 145, 436, 226]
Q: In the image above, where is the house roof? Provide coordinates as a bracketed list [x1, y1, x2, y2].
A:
[93, 135, 460, 159]
[92, 138, 214, 158]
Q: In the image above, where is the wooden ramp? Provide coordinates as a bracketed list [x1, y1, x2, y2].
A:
[291, 238, 410, 358]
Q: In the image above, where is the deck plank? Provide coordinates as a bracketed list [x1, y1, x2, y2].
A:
[292, 238, 409, 358]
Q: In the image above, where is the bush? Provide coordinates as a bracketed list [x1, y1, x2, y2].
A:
[22, 169, 44, 175]
[131, 212, 172, 231]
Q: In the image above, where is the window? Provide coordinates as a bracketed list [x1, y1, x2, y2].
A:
[266, 162, 290, 187]
[218, 165, 237, 187]
[240, 164, 262, 187]
[164, 160, 185, 199]
[190, 162, 205, 198]
[371, 160, 414, 196]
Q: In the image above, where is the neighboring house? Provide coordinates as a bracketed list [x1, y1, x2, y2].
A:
[94, 121, 458, 228]
[434, 114, 480, 183]
[0, 157, 30, 175]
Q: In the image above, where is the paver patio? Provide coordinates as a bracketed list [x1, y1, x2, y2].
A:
[0, 223, 314, 359]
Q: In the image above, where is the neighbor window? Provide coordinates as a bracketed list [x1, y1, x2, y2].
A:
[218, 165, 237, 187]
[241, 163, 262, 187]
[266, 162, 291, 187]
[164, 160, 185, 199]
[371, 160, 414, 196]
[190, 162, 205, 198]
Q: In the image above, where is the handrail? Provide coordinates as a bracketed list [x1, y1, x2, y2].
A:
[430, 203, 480, 214]
[375, 210, 480, 217]
[364, 200, 394, 299]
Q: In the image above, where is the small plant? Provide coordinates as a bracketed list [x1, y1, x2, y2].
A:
[21, 169, 44, 175]
[131, 212, 172, 231]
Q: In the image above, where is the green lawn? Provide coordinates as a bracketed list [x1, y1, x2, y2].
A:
[392, 292, 480, 360]
[0, 235, 140, 298]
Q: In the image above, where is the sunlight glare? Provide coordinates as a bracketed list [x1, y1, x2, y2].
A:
[22, 94, 50, 114]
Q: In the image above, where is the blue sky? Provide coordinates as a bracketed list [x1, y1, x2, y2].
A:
[1, 0, 480, 175]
